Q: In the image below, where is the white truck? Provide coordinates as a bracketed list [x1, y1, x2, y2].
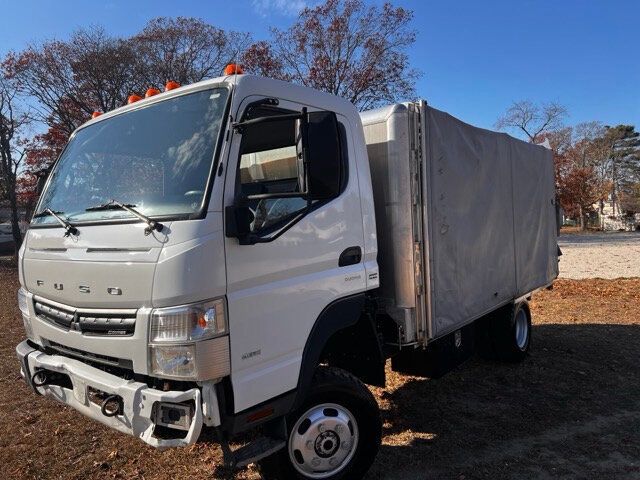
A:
[15, 71, 558, 479]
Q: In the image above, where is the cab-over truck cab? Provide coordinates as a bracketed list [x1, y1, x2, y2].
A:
[16, 74, 385, 478]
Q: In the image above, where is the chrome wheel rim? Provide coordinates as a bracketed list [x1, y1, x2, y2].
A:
[288, 403, 359, 479]
[514, 308, 529, 350]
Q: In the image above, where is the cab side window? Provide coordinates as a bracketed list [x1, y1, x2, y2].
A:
[238, 110, 307, 232]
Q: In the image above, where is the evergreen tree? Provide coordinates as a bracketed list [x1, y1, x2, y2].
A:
[603, 125, 640, 215]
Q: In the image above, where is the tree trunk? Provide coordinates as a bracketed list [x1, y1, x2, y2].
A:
[579, 205, 585, 231]
[7, 174, 23, 259]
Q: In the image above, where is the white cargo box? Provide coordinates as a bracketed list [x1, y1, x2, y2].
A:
[361, 101, 558, 346]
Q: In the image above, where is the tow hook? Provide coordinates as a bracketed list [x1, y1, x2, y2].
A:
[101, 395, 123, 417]
[31, 370, 48, 391]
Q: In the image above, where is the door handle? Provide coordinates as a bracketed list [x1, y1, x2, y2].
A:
[339, 246, 362, 267]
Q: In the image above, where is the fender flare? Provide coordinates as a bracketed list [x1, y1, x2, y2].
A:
[294, 293, 382, 408]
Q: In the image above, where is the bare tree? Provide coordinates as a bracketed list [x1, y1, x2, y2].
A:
[133, 17, 250, 86]
[495, 100, 567, 142]
[242, 0, 420, 110]
[0, 72, 29, 254]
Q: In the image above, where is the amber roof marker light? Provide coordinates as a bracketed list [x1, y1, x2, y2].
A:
[165, 81, 180, 91]
[127, 94, 142, 104]
[224, 63, 243, 75]
[91, 111, 102, 119]
[145, 87, 161, 98]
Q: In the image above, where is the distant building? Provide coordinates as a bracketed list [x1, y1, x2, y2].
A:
[595, 196, 640, 231]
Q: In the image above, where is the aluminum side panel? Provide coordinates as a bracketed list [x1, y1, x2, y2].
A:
[363, 106, 416, 309]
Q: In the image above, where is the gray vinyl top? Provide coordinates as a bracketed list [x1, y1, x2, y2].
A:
[362, 102, 559, 340]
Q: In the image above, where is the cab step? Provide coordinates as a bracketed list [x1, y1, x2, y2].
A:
[217, 420, 287, 470]
[232, 436, 286, 469]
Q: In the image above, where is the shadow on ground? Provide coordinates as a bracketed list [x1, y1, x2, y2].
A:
[366, 323, 640, 479]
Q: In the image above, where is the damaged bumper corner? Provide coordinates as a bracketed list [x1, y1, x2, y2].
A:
[16, 340, 204, 448]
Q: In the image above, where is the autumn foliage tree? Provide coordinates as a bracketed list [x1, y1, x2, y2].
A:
[554, 126, 610, 229]
[242, 0, 420, 110]
[5, 18, 248, 137]
[19, 122, 68, 218]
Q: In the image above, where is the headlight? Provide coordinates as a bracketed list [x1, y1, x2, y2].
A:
[148, 298, 230, 380]
[150, 298, 226, 343]
[149, 337, 230, 380]
[150, 344, 196, 378]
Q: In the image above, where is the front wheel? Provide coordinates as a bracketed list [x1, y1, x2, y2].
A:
[258, 367, 381, 480]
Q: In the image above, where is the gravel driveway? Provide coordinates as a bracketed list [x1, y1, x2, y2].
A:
[558, 231, 640, 279]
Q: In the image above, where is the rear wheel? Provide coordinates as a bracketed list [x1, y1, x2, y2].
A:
[477, 301, 531, 362]
[258, 367, 381, 480]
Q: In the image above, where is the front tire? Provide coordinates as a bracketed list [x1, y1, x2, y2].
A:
[258, 367, 381, 480]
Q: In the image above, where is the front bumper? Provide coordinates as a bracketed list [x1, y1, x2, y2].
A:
[16, 340, 204, 448]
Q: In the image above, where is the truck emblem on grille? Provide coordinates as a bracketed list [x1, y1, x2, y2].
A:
[34, 280, 123, 296]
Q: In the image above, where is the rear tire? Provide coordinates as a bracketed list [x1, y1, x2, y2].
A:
[477, 302, 531, 363]
[258, 366, 381, 480]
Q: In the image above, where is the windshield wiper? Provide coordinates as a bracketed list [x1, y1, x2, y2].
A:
[86, 200, 164, 235]
[34, 208, 79, 237]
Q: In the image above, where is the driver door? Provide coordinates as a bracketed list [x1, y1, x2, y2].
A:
[222, 96, 367, 413]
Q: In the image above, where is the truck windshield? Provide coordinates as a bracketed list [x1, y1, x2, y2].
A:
[32, 87, 229, 226]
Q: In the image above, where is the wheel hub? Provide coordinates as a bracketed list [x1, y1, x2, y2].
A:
[315, 430, 340, 458]
[288, 403, 359, 479]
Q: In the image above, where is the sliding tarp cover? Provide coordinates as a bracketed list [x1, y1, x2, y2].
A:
[424, 106, 558, 336]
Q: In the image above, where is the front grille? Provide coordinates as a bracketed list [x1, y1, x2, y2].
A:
[34, 298, 137, 337]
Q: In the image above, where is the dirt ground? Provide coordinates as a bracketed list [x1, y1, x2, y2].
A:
[1, 259, 639, 479]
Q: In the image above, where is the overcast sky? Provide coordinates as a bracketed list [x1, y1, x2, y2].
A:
[1, 0, 638, 131]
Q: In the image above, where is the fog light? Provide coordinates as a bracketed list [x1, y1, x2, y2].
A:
[155, 402, 193, 431]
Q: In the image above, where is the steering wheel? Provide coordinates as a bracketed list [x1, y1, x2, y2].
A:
[184, 190, 204, 198]
[252, 198, 286, 230]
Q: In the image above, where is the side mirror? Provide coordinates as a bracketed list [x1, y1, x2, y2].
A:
[225, 204, 254, 243]
[303, 111, 343, 201]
